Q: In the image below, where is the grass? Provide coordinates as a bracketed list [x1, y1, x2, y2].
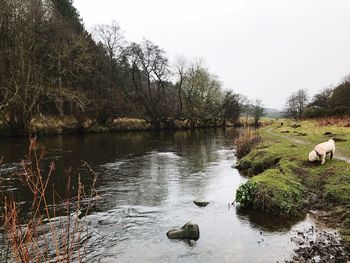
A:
[251, 168, 304, 216]
[235, 168, 303, 217]
[236, 149, 280, 175]
[235, 118, 350, 241]
[275, 118, 350, 157]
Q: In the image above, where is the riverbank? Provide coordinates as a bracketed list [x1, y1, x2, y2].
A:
[0, 116, 152, 136]
[0, 115, 261, 137]
[235, 119, 350, 247]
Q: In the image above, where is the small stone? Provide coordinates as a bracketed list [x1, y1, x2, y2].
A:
[193, 200, 210, 207]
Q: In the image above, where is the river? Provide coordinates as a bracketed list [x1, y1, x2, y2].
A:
[0, 128, 333, 262]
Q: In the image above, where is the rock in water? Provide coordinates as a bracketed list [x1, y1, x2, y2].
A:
[193, 200, 209, 207]
[189, 239, 196, 247]
[167, 222, 200, 241]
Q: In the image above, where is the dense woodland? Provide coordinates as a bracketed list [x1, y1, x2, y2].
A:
[0, 0, 251, 135]
[1, 1, 349, 136]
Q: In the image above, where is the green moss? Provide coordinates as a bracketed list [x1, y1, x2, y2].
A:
[237, 149, 280, 174]
[236, 168, 304, 216]
[236, 119, 350, 239]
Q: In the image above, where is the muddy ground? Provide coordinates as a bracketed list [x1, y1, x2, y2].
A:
[286, 225, 350, 263]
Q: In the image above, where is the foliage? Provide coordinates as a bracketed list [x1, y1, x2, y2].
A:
[223, 92, 247, 125]
[235, 181, 256, 207]
[330, 78, 350, 115]
[180, 59, 225, 127]
[298, 77, 350, 119]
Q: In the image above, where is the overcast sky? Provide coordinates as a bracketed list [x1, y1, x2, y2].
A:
[74, 0, 350, 109]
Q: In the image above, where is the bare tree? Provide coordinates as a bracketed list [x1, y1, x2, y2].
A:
[284, 89, 308, 120]
[93, 21, 127, 103]
[126, 39, 177, 128]
[173, 56, 189, 119]
[0, 0, 49, 133]
[251, 99, 264, 127]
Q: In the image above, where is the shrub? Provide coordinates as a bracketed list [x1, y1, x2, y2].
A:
[235, 181, 257, 207]
[235, 128, 261, 158]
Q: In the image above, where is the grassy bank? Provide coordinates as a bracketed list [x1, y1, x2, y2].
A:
[0, 116, 159, 136]
[0, 115, 266, 137]
[235, 119, 350, 242]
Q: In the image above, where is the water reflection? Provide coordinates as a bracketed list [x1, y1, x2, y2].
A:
[236, 208, 306, 232]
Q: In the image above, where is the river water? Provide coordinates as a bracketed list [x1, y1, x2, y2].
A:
[0, 128, 331, 262]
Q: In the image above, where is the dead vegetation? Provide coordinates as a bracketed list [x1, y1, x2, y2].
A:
[317, 117, 350, 127]
[2, 137, 99, 262]
[234, 128, 262, 159]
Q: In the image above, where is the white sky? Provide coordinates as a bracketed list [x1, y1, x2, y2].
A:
[74, 0, 350, 109]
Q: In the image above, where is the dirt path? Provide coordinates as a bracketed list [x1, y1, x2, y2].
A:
[265, 127, 350, 163]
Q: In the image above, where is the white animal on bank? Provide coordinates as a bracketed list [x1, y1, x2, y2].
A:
[308, 139, 335, 164]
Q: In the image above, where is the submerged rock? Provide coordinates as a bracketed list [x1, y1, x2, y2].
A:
[167, 222, 200, 241]
[189, 239, 196, 247]
[193, 200, 210, 207]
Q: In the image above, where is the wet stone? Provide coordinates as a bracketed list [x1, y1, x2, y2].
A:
[167, 222, 200, 241]
[193, 200, 210, 207]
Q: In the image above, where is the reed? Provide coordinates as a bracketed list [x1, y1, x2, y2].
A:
[235, 128, 261, 158]
[2, 136, 98, 262]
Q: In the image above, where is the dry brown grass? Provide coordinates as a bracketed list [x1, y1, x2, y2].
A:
[235, 128, 262, 158]
[2, 137, 98, 262]
[317, 117, 350, 127]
